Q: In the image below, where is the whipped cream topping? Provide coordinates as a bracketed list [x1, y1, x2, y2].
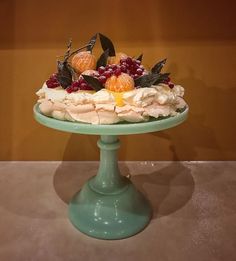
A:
[66, 92, 94, 105]
[123, 87, 157, 107]
[92, 89, 115, 104]
[36, 82, 187, 124]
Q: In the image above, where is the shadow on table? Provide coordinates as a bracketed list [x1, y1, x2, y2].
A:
[53, 147, 194, 220]
[53, 162, 97, 204]
[132, 161, 194, 219]
[121, 146, 195, 219]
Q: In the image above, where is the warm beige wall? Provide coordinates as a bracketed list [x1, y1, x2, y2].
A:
[0, 0, 236, 161]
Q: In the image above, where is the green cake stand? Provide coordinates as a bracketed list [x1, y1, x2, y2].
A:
[33, 104, 188, 240]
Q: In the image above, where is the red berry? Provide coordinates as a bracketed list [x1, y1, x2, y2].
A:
[169, 83, 174, 89]
[103, 71, 112, 79]
[98, 75, 107, 83]
[114, 68, 121, 76]
[120, 65, 127, 73]
[110, 64, 118, 70]
[80, 83, 88, 89]
[46, 73, 60, 88]
[66, 86, 73, 93]
[73, 86, 79, 91]
[98, 66, 105, 74]
[126, 57, 132, 64]
[71, 81, 80, 88]
[136, 68, 143, 75]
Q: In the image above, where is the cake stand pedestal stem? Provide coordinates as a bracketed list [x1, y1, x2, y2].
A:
[68, 135, 152, 239]
[89, 135, 127, 194]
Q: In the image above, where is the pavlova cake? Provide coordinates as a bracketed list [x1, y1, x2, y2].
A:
[36, 33, 187, 124]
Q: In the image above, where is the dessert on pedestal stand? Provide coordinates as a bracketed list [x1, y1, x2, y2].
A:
[34, 104, 188, 240]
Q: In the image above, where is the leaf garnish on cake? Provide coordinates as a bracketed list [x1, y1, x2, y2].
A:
[57, 61, 73, 88]
[137, 54, 143, 62]
[134, 73, 161, 87]
[86, 33, 97, 52]
[153, 72, 170, 85]
[151, 58, 167, 74]
[96, 49, 109, 69]
[82, 74, 104, 92]
[56, 39, 73, 88]
[99, 33, 116, 57]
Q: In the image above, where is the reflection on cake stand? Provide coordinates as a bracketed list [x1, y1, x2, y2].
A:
[33, 104, 188, 240]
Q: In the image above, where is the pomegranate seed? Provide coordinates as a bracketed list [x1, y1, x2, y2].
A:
[111, 64, 117, 70]
[114, 68, 121, 76]
[120, 65, 127, 73]
[66, 87, 73, 93]
[98, 66, 105, 74]
[103, 71, 112, 79]
[126, 57, 132, 64]
[98, 75, 107, 83]
[71, 81, 80, 87]
[136, 68, 143, 75]
[80, 83, 88, 89]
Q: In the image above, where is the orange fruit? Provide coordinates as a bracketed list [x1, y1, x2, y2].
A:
[107, 52, 128, 65]
[71, 51, 96, 74]
[105, 73, 134, 92]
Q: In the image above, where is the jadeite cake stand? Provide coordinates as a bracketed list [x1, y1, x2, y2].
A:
[33, 104, 188, 240]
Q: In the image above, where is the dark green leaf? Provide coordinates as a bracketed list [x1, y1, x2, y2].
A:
[151, 58, 167, 74]
[134, 73, 160, 87]
[137, 54, 143, 62]
[87, 33, 97, 52]
[96, 49, 109, 69]
[99, 33, 116, 57]
[57, 61, 72, 88]
[82, 74, 104, 92]
[153, 73, 170, 85]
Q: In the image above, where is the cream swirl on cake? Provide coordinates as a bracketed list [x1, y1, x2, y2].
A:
[36, 83, 186, 124]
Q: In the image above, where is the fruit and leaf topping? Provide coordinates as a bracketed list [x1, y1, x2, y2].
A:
[46, 33, 174, 93]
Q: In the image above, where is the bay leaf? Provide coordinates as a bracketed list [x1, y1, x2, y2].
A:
[82, 74, 104, 92]
[151, 58, 167, 74]
[99, 33, 116, 57]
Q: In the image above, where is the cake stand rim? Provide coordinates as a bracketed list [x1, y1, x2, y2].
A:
[33, 103, 189, 135]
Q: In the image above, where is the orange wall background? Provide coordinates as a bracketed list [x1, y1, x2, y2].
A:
[0, 0, 236, 161]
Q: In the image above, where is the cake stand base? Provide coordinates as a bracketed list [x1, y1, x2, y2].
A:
[68, 135, 152, 240]
[69, 177, 152, 240]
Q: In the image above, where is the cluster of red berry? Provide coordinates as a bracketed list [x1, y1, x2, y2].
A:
[163, 77, 174, 89]
[46, 74, 60, 88]
[119, 57, 145, 79]
[66, 77, 94, 93]
[46, 73, 96, 93]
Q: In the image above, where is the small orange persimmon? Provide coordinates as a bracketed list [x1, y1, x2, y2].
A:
[71, 51, 96, 74]
[105, 73, 134, 92]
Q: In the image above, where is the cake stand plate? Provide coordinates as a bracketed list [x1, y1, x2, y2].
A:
[33, 104, 188, 240]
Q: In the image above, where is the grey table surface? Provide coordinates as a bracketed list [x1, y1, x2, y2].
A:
[0, 161, 235, 261]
